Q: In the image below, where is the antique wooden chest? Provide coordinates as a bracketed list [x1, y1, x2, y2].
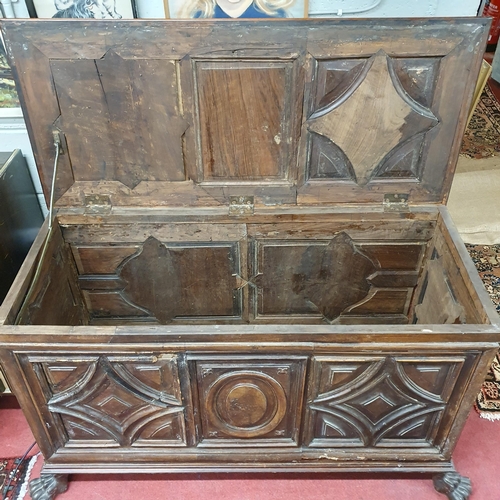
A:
[0, 18, 499, 500]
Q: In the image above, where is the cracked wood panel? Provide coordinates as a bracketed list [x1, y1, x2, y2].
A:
[4, 19, 486, 207]
[32, 355, 188, 447]
[304, 354, 467, 448]
[296, 21, 488, 204]
[306, 55, 442, 184]
[50, 53, 187, 189]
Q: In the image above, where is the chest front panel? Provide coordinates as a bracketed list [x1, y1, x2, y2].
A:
[16, 347, 483, 458]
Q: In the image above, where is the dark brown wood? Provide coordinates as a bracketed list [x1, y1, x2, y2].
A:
[196, 61, 291, 181]
[0, 17, 498, 500]
[1, 18, 489, 209]
[29, 474, 68, 500]
[433, 471, 472, 500]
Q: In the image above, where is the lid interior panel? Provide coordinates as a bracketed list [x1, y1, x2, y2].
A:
[1, 18, 488, 208]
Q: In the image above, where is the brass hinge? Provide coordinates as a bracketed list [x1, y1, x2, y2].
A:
[84, 194, 112, 215]
[229, 196, 254, 216]
[383, 193, 409, 213]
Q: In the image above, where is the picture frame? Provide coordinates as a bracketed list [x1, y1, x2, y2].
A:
[167, 0, 308, 19]
[30, 0, 137, 19]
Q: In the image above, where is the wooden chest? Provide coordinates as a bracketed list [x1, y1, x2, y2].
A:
[1, 18, 499, 500]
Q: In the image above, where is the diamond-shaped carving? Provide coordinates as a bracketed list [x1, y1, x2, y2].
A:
[95, 394, 133, 416]
[348, 382, 411, 425]
[45, 357, 186, 446]
[307, 50, 438, 186]
[308, 357, 450, 446]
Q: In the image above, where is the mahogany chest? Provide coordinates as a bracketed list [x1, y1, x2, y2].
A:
[0, 18, 499, 500]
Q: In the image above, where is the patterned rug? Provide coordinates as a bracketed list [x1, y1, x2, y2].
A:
[0, 456, 37, 500]
[461, 83, 500, 158]
[466, 244, 500, 420]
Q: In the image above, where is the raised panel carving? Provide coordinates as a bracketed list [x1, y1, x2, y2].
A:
[72, 246, 139, 274]
[308, 132, 355, 180]
[83, 291, 151, 319]
[306, 356, 465, 448]
[392, 57, 441, 108]
[306, 51, 439, 185]
[38, 356, 187, 447]
[191, 357, 306, 446]
[195, 60, 293, 182]
[119, 236, 244, 323]
[414, 257, 466, 324]
[250, 232, 377, 322]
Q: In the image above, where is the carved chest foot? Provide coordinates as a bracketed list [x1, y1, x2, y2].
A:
[29, 474, 68, 500]
[433, 471, 471, 500]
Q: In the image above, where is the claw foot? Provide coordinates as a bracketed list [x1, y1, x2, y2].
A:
[433, 471, 471, 500]
[29, 474, 68, 500]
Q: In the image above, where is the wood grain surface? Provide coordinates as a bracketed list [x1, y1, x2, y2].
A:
[1, 18, 488, 207]
[0, 18, 498, 497]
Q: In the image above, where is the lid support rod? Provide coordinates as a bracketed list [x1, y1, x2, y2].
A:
[48, 132, 61, 231]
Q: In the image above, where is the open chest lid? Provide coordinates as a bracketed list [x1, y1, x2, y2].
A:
[2, 18, 489, 211]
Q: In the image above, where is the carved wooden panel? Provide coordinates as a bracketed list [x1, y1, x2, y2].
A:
[34, 355, 187, 447]
[305, 355, 465, 448]
[17, 226, 88, 326]
[70, 231, 246, 323]
[3, 20, 487, 207]
[190, 356, 306, 446]
[195, 60, 294, 183]
[72, 246, 139, 275]
[306, 51, 439, 186]
[119, 237, 244, 323]
[50, 52, 188, 189]
[249, 232, 377, 322]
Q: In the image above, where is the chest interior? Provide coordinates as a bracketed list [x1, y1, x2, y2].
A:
[0, 207, 492, 328]
[0, 18, 495, 329]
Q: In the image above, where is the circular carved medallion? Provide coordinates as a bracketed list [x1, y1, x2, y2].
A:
[206, 371, 287, 438]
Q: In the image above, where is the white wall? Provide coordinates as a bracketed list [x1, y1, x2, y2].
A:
[135, 0, 166, 18]
[0, 0, 29, 18]
[1, 0, 484, 19]
[308, 0, 483, 17]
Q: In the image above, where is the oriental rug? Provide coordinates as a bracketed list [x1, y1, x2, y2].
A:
[466, 244, 500, 420]
[0, 456, 37, 500]
[461, 83, 500, 158]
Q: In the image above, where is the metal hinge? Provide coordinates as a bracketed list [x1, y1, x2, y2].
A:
[229, 196, 254, 216]
[383, 193, 409, 213]
[84, 194, 112, 215]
